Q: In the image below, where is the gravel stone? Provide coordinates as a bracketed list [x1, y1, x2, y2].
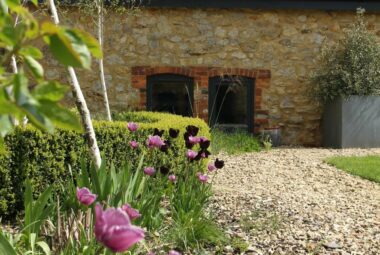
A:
[208, 148, 380, 255]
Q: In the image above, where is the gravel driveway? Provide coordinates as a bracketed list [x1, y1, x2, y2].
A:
[209, 148, 380, 255]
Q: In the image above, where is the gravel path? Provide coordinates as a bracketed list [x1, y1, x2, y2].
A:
[209, 148, 380, 255]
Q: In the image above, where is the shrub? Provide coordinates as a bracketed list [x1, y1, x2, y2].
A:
[311, 10, 380, 103]
[211, 129, 261, 154]
[0, 111, 209, 218]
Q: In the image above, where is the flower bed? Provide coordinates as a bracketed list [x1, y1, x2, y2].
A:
[0, 112, 209, 218]
[0, 118, 225, 254]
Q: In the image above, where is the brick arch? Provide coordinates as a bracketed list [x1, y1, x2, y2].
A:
[131, 66, 271, 133]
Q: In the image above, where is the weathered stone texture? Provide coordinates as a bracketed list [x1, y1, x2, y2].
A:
[43, 8, 380, 145]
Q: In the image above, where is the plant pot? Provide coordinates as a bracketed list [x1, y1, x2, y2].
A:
[322, 96, 380, 148]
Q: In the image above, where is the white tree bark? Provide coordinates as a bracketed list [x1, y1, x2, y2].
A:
[48, 0, 102, 169]
[96, 0, 112, 121]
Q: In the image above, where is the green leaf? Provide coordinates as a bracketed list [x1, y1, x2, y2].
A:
[25, 56, 44, 78]
[74, 29, 103, 59]
[32, 81, 68, 102]
[42, 23, 92, 69]
[0, 115, 12, 137]
[37, 101, 81, 131]
[19, 46, 43, 59]
[36, 241, 51, 255]
[0, 232, 17, 255]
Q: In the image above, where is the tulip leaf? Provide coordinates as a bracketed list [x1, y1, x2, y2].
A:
[0, 115, 12, 137]
[0, 232, 17, 255]
[36, 241, 51, 255]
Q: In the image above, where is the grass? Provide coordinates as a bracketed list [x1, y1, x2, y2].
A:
[325, 155, 380, 183]
[240, 209, 284, 234]
[211, 129, 261, 155]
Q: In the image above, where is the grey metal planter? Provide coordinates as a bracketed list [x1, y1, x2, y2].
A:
[322, 96, 380, 148]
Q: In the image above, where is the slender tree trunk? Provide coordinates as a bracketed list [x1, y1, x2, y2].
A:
[48, 0, 102, 169]
[96, 0, 112, 121]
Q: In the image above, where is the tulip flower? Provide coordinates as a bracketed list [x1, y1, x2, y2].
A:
[127, 122, 138, 132]
[144, 167, 155, 176]
[121, 203, 141, 220]
[160, 166, 170, 175]
[153, 128, 164, 137]
[208, 163, 216, 172]
[169, 128, 179, 138]
[188, 136, 201, 144]
[147, 135, 165, 149]
[199, 137, 210, 149]
[129, 140, 139, 149]
[186, 149, 197, 160]
[214, 158, 225, 169]
[168, 250, 181, 255]
[186, 125, 199, 136]
[95, 204, 144, 253]
[198, 174, 208, 183]
[168, 174, 176, 182]
[76, 187, 97, 206]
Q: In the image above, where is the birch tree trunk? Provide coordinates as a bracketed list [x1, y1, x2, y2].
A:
[96, 0, 112, 121]
[48, 0, 102, 169]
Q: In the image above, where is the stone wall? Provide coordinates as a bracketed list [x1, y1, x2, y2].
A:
[42, 7, 380, 145]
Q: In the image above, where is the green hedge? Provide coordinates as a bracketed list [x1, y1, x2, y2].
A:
[0, 111, 209, 218]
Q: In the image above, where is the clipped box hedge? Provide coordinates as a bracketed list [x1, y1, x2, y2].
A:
[0, 111, 209, 218]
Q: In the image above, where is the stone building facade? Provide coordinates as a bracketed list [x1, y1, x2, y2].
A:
[43, 2, 380, 145]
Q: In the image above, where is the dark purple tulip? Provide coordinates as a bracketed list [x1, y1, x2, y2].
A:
[94, 204, 144, 252]
[185, 141, 194, 149]
[169, 128, 179, 138]
[214, 158, 224, 169]
[183, 132, 190, 141]
[153, 128, 164, 137]
[186, 125, 199, 136]
[160, 166, 170, 175]
[127, 122, 138, 132]
[144, 167, 155, 176]
[76, 187, 97, 206]
[160, 143, 169, 153]
[199, 137, 210, 149]
[129, 140, 139, 149]
[121, 203, 141, 220]
[147, 135, 165, 149]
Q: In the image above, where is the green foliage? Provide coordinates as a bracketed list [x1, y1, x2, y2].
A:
[211, 129, 261, 155]
[311, 11, 380, 103]
[326, 155, 380, 183]
[0, 111, 209, 218]
[0, 0, 101, 150]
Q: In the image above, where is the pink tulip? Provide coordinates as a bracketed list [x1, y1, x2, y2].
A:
[186, 149, 197, 160]
[127, 122, 138, 132]
[208, 163, 216, 172]
[144, 167, 155, 176]
[168, 174, 176, 182]
[121, 203, 141, 220]
[188, 136, 201, 144]
[146, 135, 165, 149]
[198, 174, 208, 183]
[168, 250, 181, 255]
[129, 140, 139, 149]
[95, 204, 144, 253]
[76, 187, 97, 206]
